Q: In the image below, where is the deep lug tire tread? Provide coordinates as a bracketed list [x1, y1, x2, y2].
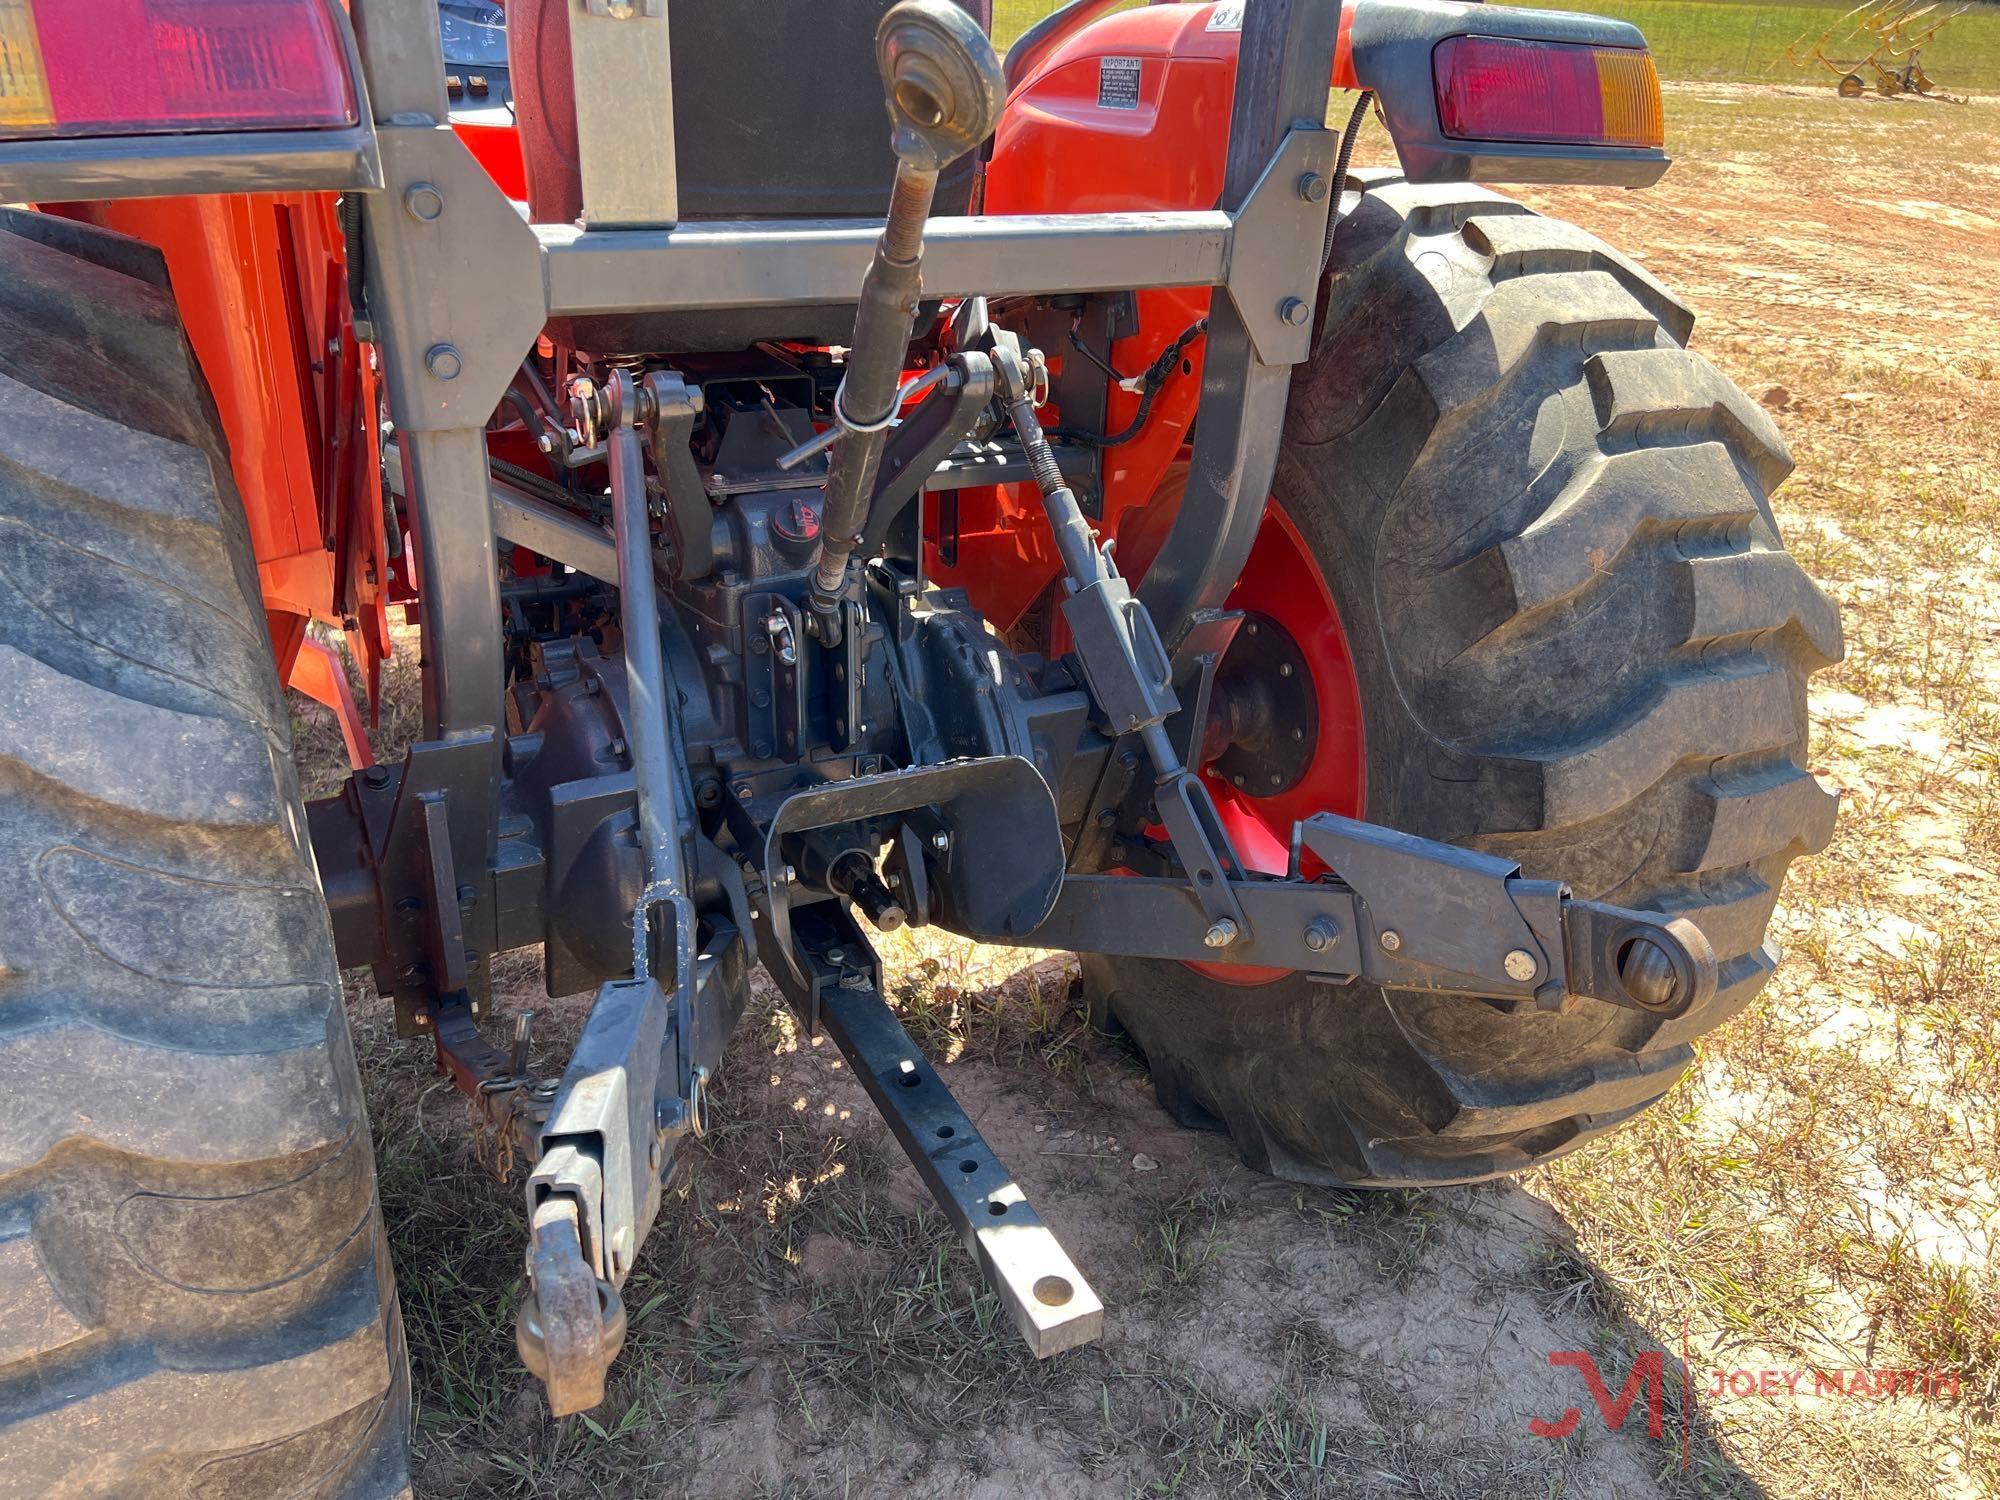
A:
[1088, 173, 1839, 1188]
[0, 215, 408, 1498]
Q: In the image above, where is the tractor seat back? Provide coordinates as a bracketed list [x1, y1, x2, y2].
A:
[510, 0, 988, 352]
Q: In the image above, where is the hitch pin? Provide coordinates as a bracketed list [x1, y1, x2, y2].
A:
[775, 364, 952, 471]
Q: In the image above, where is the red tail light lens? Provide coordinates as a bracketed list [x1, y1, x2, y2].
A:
[1, 0, 357, 139]
[1433, 35, 1663, 150]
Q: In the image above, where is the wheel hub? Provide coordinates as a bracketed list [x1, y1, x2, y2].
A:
[1207, 612, 1319, 799]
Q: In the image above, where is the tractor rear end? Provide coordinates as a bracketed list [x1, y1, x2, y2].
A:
[0, 0, 1838, 1490]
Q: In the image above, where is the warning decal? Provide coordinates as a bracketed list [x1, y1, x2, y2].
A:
[1097, 55, 1142, 110]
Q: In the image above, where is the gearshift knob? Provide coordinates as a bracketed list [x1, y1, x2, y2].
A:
[876, 0, 1006, 169]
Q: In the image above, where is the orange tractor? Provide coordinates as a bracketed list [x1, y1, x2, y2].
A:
[0, 0, 1839, 1489]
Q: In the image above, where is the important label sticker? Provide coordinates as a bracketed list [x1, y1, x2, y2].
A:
[1097, 56, 1142, 110]
[1205, 0, 1245, 31]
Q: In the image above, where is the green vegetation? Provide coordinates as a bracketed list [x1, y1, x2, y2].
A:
[991, 0, 2000, 93]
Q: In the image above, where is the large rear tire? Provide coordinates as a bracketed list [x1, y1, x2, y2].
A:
[0, 214, 409, 1495]
[1087, 175, 1842, 1187]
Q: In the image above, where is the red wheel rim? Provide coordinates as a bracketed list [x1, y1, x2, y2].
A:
[1184, 500, 1366, 985]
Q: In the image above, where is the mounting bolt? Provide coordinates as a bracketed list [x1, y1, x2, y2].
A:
[1379, 929, 1403, 954]
[1303, 917, 1338, 953]
[1094, 808, 1118, 829]
[457, 884, 477, 909]
[1295, 171, 1329, 202]
[425, 344, 462, 380]
[1503, 948, 1539, 983]
[931, 832, 951, 854]
[362, 765, 391, 789]
[1203, 918, 1239, 949]
[1279, 297, 1311, 327]
[403, 182, 444, 222]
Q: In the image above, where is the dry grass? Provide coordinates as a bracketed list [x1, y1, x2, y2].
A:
[287, 85, 2000, 1500]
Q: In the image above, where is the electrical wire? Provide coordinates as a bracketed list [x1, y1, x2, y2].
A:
[1046, 317, 1209, 449]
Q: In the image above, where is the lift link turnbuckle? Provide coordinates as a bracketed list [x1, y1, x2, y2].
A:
[998, 345, 1251, 941]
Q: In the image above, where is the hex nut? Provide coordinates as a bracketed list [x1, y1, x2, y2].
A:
[403, 183, 444, 222]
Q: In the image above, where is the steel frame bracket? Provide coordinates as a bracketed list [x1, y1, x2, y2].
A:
[361, 731, 505, 1033]
[362, 124, 545, 434]
[1220, 125, 1339, 366]
[569, 0, 679, 228]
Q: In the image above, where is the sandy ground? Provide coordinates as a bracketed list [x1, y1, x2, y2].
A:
[294, 83, 2000, 1500]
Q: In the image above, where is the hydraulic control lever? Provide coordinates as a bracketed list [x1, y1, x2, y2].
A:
[806, 0, 1004, 644]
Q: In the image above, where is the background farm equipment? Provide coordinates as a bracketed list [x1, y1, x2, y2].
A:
[1773, 0, 1971, 98]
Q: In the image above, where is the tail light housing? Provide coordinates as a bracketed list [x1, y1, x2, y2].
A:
[1433, 35, 1663, 150]
[0, 0, 357, 139]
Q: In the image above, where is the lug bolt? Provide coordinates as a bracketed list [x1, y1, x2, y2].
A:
[1296, 171, 1329, 202]
[1279, 297, 1311, 327]
[1203, 918, 1239, 949]
[1503, 948, 1539, 983]
[425, 344, 462, 381]
[1379, 929, 1403, 954]
[1303, 917, 1339, 953]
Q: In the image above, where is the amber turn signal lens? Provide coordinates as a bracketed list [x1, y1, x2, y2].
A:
[0, 0, 55, 135]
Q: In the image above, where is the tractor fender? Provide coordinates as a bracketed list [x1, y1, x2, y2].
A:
[1341, 0, 1671, 186]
